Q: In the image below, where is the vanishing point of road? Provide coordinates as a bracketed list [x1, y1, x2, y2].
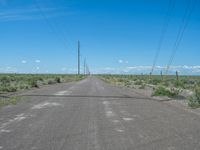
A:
[0, 77, 200, 150]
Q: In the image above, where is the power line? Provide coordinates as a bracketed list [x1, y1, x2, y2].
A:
[166, 0, 197, 75]
[33, 0, 67, 47]
[151, 0, 175, 74]
[33, 0, 77, 56]
[46, 0, 77, 55]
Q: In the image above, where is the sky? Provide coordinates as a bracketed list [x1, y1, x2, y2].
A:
[0, 0, 200, 75]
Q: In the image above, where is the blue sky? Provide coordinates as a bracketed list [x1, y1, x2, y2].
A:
[0, 0, 200, 74]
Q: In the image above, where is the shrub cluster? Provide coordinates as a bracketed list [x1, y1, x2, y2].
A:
[188, 86, 200, 108]
[0, 74, 85, 93]
[152, 86, 180, 98]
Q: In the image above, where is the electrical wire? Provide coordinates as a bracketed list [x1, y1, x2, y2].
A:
[151, 0, 175, 74]
[33, 0, 76, 56]
[166, 0, 197, 75]
[47, 0, 77, 55]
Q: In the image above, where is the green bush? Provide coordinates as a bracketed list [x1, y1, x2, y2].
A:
[139, 84, 145, 89]
[0, 85, 17, 92]
[152, 86, 179, 98]
[48, 79, 56, 84]
[29, 80, 39, 88]
[134, 80, 143, 85]
[0, 97, 22, 106]
[124, 80, 132, 87]
[0, 74, 85, 93]
[148, 79, 161, 85]
[195, 86, 200, 100]
[6, 86, 18, 92]
[188, 86, 200, 108]
[173, 80, 185, 89]
[118, 78, 125, 82]
[55, 77, 61, 83]
[161, 81, 169, 87]
[1, 76, 10, 84]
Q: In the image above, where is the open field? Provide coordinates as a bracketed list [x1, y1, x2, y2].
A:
[1, 74, 200, 108]
[99, 74, 200, 108]
[99, 74, 200, 90]
[0, 74, 85, 94]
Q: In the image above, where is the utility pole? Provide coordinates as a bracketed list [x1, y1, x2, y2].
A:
[88, 65, 90, 75]
[149, 72, 152, 81]
[78, 40, 80, 75]
[176, 71, 179, 81]
[86, 64, 88, 75]
[84, 58, 86, 75]
[86, 64, 90, 75]
[161, 71, 163, 81]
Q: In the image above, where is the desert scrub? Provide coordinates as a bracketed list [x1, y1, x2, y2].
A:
[124, 80, 132, 87]
[0, 97, 22, 107]
[28, 79, 39, 88]
[47, 79, 57, 84]
[172, 80, 186, 89]
[152, 86, 180, 98]
[98, 75, 200, 92]
[55, 77, 62, 83]
[148, 78, 162, 85]
[139, 84, 145, 89]
[161, 81, 170, 87]
[134, 79, 143, 85]
[0, 74, 85, 93]
[0, 85, 17, 92]
[188, 86, 200, 108]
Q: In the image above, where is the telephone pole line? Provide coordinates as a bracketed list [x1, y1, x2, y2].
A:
[86, 64, 90, 75]
[78, 40, 80, 75]
[84, 58, 86, 75]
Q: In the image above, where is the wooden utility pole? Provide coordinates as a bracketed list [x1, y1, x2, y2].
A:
[149, 72, 152, 80]
[86, 64, 90, 75]
[84, 58, 86, 75]
[161, 71, 163, 81]
[78, 40, 80, 75]
[176, 71, 179, 81]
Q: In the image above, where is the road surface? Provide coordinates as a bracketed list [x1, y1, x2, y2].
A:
[0, 77, 200, 150]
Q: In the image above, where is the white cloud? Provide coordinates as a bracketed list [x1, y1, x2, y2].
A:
[192, 69, 200, 73]
[91, 65, 200, 75]
[35, 60, 41, 63]
[6, 66, 11, 70]
[1, 65, 200, 75]
[118, 60, 129, 64]
[118, 60, 123, 64]
[127, 66, 152, 70]
[61, 67, 67, 71]
[192, 66, 200, 69]
[0, 6, 73, 22]
[21, 60, 27, 64]
[4, 66, 18, 73]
